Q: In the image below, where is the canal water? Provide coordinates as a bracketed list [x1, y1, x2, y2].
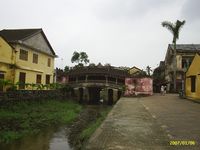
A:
[0, 126, 72, 150]
[0, 105, 110, 150]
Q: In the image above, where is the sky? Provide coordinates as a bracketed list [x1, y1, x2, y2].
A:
[0, 0, 200, 71]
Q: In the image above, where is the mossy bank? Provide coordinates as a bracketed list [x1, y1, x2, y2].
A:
[68, 105, 112, 150]
[0, 99, 82, 143]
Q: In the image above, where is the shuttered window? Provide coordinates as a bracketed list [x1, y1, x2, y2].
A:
[36, 74, 42, 84]
[46, 75, 50, 84]
[19, 49, 28, 61]
[33, 53, 38, 64]
[47, 58, 51, 67]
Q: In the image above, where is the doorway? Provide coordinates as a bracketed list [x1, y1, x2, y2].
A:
[88, 87, 101, 104]
[0, 73, 4, 91]
[19, 72, 26, 89]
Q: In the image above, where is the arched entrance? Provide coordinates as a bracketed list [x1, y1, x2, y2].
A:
[79, 88, 84, 103]
[108, 89, 113, 105]
[88, 87, 101, 104]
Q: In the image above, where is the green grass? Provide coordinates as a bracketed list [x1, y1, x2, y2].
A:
[0, 100, 82, 143]
[80, 107, 111, 142]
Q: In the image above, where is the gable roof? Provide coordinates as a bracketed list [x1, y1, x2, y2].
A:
[186, 53, 200, 76]
[0, 28, 56, 56]
[165, 44, 200, 64]
[0, 36, 15, 49]
[0, 29, 41, 42]
[129, 66, 143, 76]
[169, 44, 200, 51]
[130, 66, 142, 71]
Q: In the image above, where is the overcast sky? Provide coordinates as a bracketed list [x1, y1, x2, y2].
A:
[1, 0, 200, 70]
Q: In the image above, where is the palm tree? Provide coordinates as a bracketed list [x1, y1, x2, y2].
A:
[146, 66, 152, 76]
[162, 20, 186, 92]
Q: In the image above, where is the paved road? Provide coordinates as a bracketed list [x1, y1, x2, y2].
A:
[85, 94, 200, 150]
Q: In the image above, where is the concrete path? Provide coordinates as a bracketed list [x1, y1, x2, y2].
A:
[85, 94, 200, 150]
[140, 94, 200, 147]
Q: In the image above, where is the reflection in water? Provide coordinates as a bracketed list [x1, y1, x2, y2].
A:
[0, 127, 72, 150]
[49, 127, 72, 150]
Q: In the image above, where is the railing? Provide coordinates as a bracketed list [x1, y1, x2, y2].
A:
[68, 80, 124, 86]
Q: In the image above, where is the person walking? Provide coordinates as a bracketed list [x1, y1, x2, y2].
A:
[160, 85, 164, 96]
[164, 86, 167, 95]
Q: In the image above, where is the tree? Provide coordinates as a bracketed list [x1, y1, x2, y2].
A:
[146, 66, 152, 76]
[0, 79, 12, 91]
[71, 51, 80, 64]
[71, 51, 89, 66]
[162, 20, 185, 92]
[153, 65, 165, 93]
[79, 52, 89, 65]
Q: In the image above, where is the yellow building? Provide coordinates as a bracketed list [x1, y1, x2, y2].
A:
[185, 53, 200, 100]
[0, 29, 56, 91]
[164, 44, 200, 92]
[129, 66, 142, 76]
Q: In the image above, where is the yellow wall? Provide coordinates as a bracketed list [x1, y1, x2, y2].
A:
[185, 54, 200, 100]
[0, 36, 55, 90]
[14, 44, 55, 86]
[129, 67, 141, 75]
[0, 37, 15, 81]
[0, 37, 14, 65]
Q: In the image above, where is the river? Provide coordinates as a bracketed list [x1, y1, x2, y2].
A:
[0, 126, 72, 150]
[0, 105, 111, 150]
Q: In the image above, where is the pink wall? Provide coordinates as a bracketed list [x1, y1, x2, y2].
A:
[124, 77, 153, 96]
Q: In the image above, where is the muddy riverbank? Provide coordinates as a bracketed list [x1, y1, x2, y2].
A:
[68, 105, 112, 150]
[0, 104, 111, 150]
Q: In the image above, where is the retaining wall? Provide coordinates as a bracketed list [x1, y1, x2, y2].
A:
[0, 90, 70, 103]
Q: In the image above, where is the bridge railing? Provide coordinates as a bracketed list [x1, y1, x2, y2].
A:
[68, 80, 124, 85]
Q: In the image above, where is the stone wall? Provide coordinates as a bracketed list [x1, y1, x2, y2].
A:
[73, 87, 121, 105]
[0, 90, 70, 103]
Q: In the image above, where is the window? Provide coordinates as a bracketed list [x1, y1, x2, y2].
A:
[19, 72, 26, 89]
[191, 76, 196, 92]
[47, 58, 51, 67]
[182, 59, 187, 69]
[46, 75, 50, 84]
[33, 53, 38, 64]
[19, 49, 28, 61]
[182, 57, 193, 69]
[36, 74, 42, 84]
